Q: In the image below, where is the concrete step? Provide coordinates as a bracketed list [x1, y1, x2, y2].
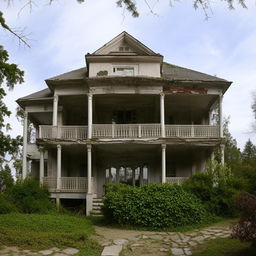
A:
[93, 202, 104, 206]
[93, 206, 102, 210]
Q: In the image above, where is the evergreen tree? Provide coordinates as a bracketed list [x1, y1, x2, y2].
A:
[243, 139, 256, 159]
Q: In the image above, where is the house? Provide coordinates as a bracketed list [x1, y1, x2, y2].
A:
[17, 32, 231, 215]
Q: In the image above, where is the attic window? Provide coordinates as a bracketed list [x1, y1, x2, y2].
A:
[119, 46, 130, 52]
[113, 67, 134, 76]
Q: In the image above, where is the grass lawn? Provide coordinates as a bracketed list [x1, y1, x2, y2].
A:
[192, 238, 256, 256]
[0, 213, 102, 256]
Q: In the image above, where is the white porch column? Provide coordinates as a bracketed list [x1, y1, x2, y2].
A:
[56, 144, 61, 190]
[88, 93, 93, 139]
[219, 93, 223, 137]
[22, 111, 28, 180]
[160, 93, 166, 137]
[161, 144, 166, 183]
[39, 149, 44, 185]
[220, 144, 225, 165]
[53, 95, 59, 126]
[87, 145, 92, 194]
[86, 144, 93, 216]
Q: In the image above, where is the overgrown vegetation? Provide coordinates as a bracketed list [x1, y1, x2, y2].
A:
[232, 191, 256, 248]
[103, 183, 211, 228]
[0, 213, 101, 255]
[0, 178, 56, 214]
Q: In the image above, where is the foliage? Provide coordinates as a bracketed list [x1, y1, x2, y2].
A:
[242, 139, 256, 159]
[0, 213, 101, 255]
[0, 194, 17, 214]
[0, 165, 14, 193]
[192, 238, 255, 256]
[232, 191, 256, 248]
[103, 183, 210, 228]
[183, 165, 246, 217]
[6, 178, 56, 214]
[0, 44, 24, 174]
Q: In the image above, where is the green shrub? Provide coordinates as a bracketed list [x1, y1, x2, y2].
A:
[6, 178, 56, 214]
[183, 172, 244, 217]
[103, 183, 210, 228]
[0, 194, 17, 214]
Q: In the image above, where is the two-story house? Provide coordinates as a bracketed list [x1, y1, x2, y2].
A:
[17, 32, 231, 215]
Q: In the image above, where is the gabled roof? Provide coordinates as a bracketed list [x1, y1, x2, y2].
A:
[162, 63, 228, 82]
[92, 31, 160, 56]
[17, 88, 52, 101]
[44, 62, 228, 83]
[46, 67, 87, 82]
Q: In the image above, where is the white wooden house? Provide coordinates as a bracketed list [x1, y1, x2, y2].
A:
[17, 32, 231, 215]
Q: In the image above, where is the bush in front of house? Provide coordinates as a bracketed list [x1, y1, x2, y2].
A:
[183, 163, 247, 217]
[232, 191, 256, 248]
[102, 183, 210, 228]
[6, 178, 56, 214]
[0, 194, 17, 214]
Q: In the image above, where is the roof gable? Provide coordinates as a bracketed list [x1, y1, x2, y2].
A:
[92, 31, 159, 56]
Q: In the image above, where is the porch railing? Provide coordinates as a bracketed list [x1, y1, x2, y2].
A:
[166, 177, 189, 185]
[43, 177, 94, 192]
[39, 124, 219, 140]
[39, 125, 87, 140]
[165, 125, 219, 138]
[92, 124, 161, 138]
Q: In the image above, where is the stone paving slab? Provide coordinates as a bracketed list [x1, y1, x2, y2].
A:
[101, 245, 122, 256]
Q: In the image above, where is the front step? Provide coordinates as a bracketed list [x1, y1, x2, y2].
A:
[91, 198, 104, 216]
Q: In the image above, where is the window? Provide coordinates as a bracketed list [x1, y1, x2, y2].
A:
[113, 67, 134, 76]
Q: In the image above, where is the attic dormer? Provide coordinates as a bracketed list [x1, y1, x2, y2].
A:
[85, 31, 163, 78]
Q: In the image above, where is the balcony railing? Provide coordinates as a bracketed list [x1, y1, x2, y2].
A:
[39, 124, 220, 140]
[166, 177, 188, 185]
[39, 125, 88, 140]
[43, 177, 95, 192]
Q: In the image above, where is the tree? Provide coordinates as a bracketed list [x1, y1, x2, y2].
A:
[0, 45, 24, 173]
[243, 139, 256, 159]
[252, 93, 256, 132]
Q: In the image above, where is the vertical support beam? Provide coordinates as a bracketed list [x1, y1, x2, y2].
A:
[88, 93, 93, 139]
[219, 93, 223, 138]
[39, 148, 44, 185]
[161, 144, 166, 183]
[56, 144, 62, 190]
[22, 111, 28, 180]
[53, 95, 59, 126]
[160, 93, 165, 138]
[220, 144, 225, 165]
[86, 144, 93, 216]
[211, 151, 215, 162]
[87, 145, 92, 194]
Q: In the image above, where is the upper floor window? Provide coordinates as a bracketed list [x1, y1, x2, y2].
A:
[113, 67, 134, 76]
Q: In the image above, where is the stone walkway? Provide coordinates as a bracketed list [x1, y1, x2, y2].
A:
[94, 223, 232, 256]
[0, 247, 79, 256]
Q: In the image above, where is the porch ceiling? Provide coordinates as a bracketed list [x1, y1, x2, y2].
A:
[29, 112, 52, 125]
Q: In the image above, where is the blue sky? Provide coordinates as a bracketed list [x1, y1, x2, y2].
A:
[1, 0, 256, 149]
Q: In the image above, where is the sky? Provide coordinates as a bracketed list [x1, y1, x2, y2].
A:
[1, 0, 256, 150]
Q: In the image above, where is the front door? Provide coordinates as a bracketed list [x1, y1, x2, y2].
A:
[105, 164, 148, 187]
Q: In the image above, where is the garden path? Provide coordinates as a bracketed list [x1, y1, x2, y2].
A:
[93, 222, 232, 256]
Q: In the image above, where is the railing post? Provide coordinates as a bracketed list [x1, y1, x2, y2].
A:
[112, 122, 115, 138]
[22, 111, 28, 180]
[138, 124, 142, 138]
[57, 144, 62, 190]
[160, 93, 166, 138]
[86, 145, 93, 216]
[191, 123, 195, 137]
[161, 144, 166, 183]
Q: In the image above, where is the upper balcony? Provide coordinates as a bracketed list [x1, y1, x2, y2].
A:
[39, 124, 220, 140]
